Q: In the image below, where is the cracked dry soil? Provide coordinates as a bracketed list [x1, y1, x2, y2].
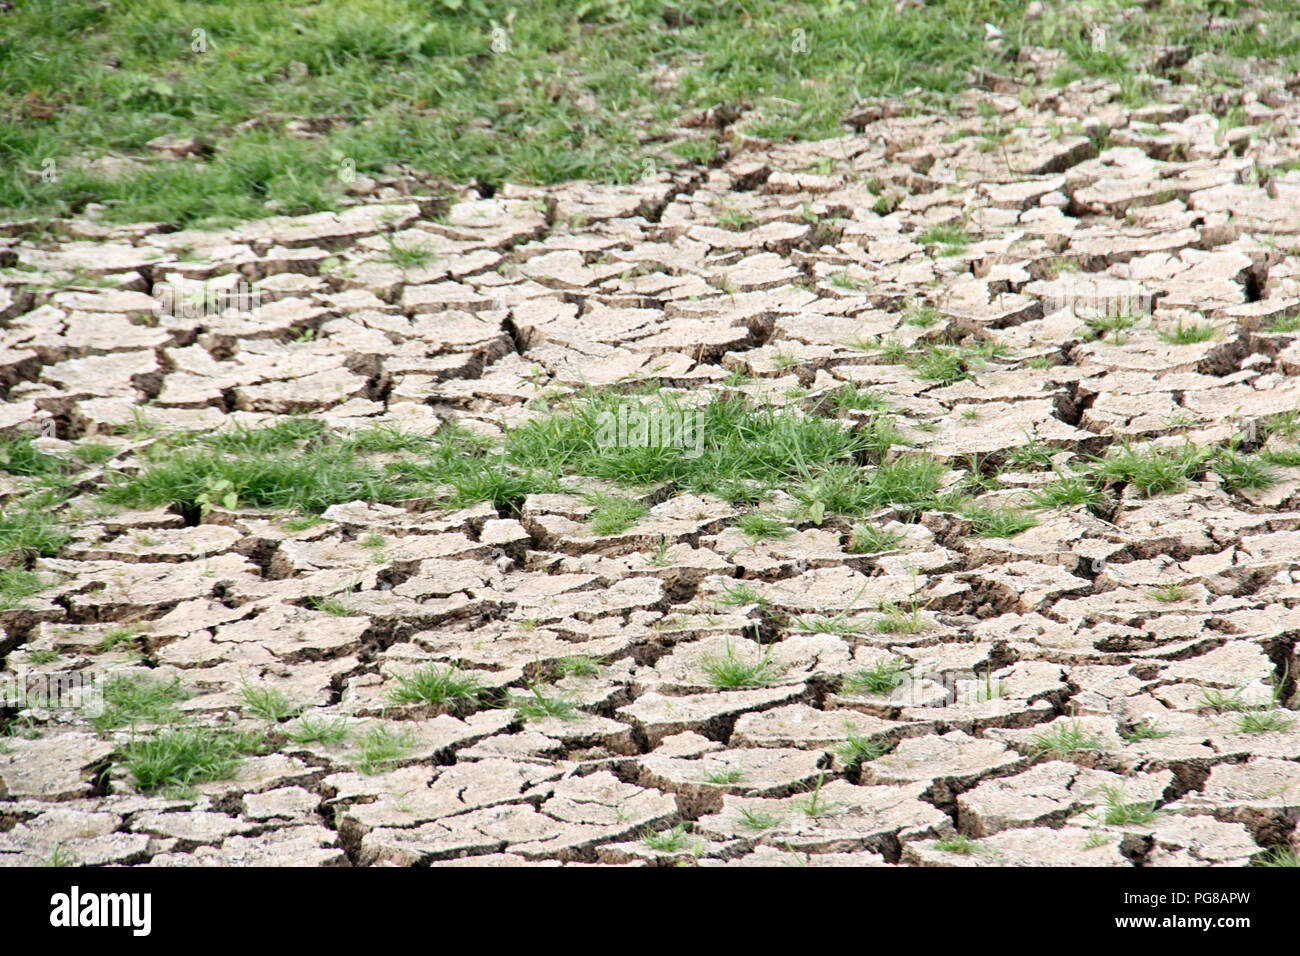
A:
[4, 77, 1300, 868]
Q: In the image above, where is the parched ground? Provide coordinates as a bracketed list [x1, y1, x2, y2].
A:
[4, 74, 1300, 867]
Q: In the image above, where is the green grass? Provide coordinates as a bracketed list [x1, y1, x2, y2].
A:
[121, 725, 263, 793]
[94, 400, 947, 526]
[960, 504, 1036, 538]
[846, 523, 904, 554]
[1098, 786, 1161, 826]
[1147, 583, 1189, 603]
[554, 655, 604, 679]
[934, 834, 978, 854]
[1088, 442, 1208, 497]
[1083, 312, 1141, 344]
[507, 682, 581, 721]
[1234, 708, 1296, 734]
[1158, 318, 1218, 345]
[737, 808, 784, 832]
[917, 224, 970, 256]
[354, 723, 415, 774]
[841, 657, 911, 695]
[872, 599, 927, 635]
[735, 512, 792, 541]
[1254, 845, 1300, 867]
[240, 683, 303, 721]
[716, 582, 767, 608]
[1120, 721, 1171, 742]
[1210, 447, 1277, 492]
[1030, 720, 1104, 759]
[0, 569, 52, 611]
[1029, 472, 1110, 513]
[1005, 437, 1055, 472]
[97, 626, 141, 654]
[286, 713, 351, 745]
[93, 674, 189, 730]
[0, 506, 72, 558]
[389, 663, 484, 706]
[100, 445, 396, 514]
[586, 493, 649, 536]
[830, 385, 891, 413]
[16, 0, 1271, 225]
[835, 724, 889, 765]
[699, 639, 785, 689]
[641, 824, 691, 852]
[0, 436, 64, 477]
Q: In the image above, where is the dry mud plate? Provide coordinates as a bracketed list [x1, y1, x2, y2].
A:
[4, 80, 1300, 868]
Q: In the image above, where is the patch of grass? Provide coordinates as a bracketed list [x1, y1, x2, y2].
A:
[717, 582, 767, 608]
[554, 655, 604, 679]
[1120, 721, 1171, 742]
[1265, 314, 1300, 333]
[0, 507, 71, 558]
[378, 231, 435, 270]
[934, 834, 978, 854]
[1030, 720, 1104, 759]
[735, 511, 792, 541]
[841, 657, 911, 695]
[0, 436, 63, 477]
[74, 441, 117, 466]
[240, 682, 302, 721]
[835, 724, 888, 765]
[737, 807, 784, 832]
[641, 824, 691, 852]
[846, 523, 904, 554]
[1234, 708, 1296, 734]
[390, 664, 484, 706]
[1199, 687, 1249, 713]
[1254, 845, 1300, 867]
[0, 569, 52, 611]
[703, 766, 746, 785]
[93, 674, 189, 730]
[699, 639, 785, 689]
[1211, 447, 1278, 492]
[286, 713, 351, 745]
[508, 682, 581, 721]
[960, 504, 1037, 538]
[795, 770, 838, 817]
[100, 445, 396, 514]
[830, 384, 892, 413]
[792, 613, 864, 636]
[508, 392, 865, 509]
[354, 723, 416, 774]
[1083, 312, 1141, 344]
[1005, 436, 1055, 472]
[121, 725, 263, 793]
[97, 626, 141, 653]
[1158, 318, 1218, 345]
[198, 418, 327, 455]
[911, 341, 1000, 385]
[918, 224, 970, 255]
[1028, 471, 1110, 513]
[1098, 786, 1161, 826]
[872, 598, 927, 635]
[1147, 583, 1189, 603]
[1087, 441, 1208, 497]
[308, 595, 358, 617]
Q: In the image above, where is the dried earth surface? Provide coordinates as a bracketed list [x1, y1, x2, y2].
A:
[4, 73, 1300, 867]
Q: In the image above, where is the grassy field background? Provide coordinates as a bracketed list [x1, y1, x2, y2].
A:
[1, 0, 1297, 227]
